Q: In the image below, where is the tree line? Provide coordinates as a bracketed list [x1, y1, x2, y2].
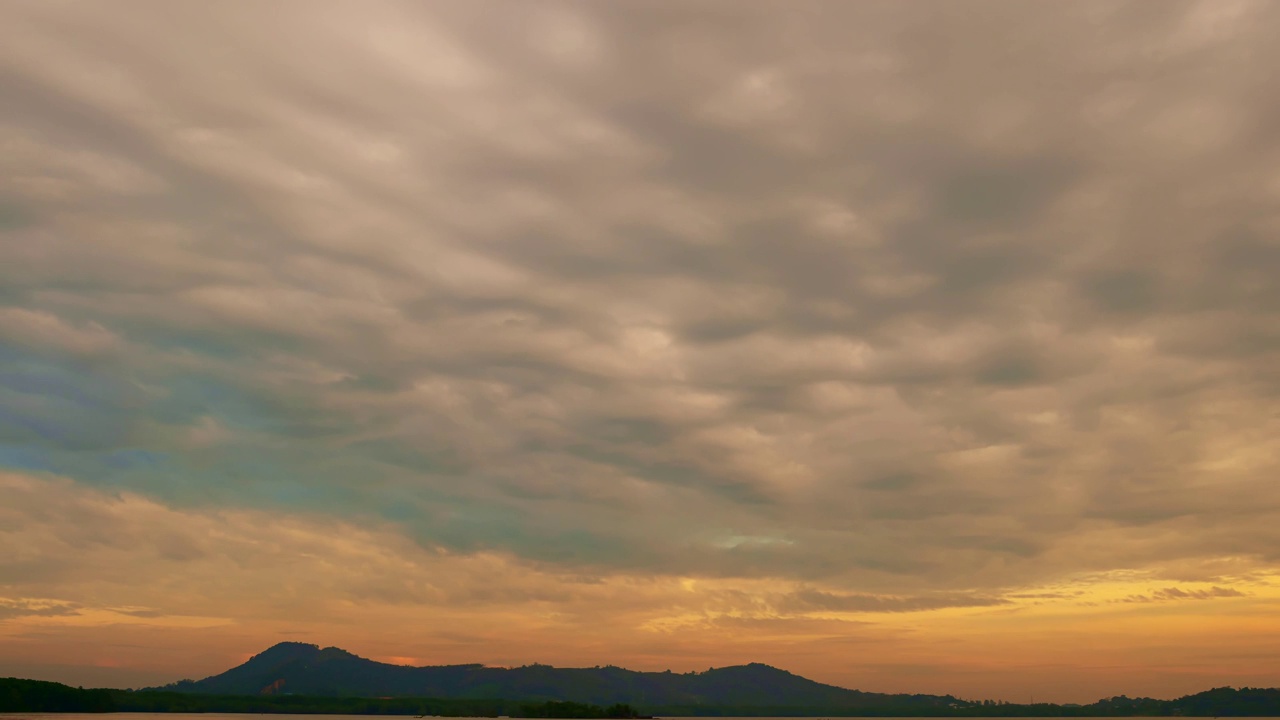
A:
[6, 675, 1280, 716]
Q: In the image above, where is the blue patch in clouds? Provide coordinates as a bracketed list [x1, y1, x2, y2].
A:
[0, 443, 57, 473]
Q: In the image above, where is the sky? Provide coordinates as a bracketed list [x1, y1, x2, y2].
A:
[2, 0, 1280, 705]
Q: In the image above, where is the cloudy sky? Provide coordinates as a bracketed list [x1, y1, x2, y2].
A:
[3, 0, 1280, 704]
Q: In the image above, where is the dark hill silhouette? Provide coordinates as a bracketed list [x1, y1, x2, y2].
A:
[154, 642, 959, 709]
[10, 668, 1280, 715]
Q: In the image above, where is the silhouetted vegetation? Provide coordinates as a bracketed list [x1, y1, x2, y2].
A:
[1, 678, 644, 717]
[520, 700, 646, 718]
[0, 678, 116, 712]
[7, 673, 1280, 716]
[114, 689, 516, 715]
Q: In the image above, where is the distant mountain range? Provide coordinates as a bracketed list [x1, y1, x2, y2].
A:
[153, 642, 960, 710]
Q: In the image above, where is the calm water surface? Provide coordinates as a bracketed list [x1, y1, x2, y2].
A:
[9, 716, 1280, 720]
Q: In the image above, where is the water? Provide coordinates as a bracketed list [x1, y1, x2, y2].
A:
[11, 716, 1280, 720]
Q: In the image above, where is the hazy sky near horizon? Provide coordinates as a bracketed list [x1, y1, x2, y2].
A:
[3, 0, 1280, 704]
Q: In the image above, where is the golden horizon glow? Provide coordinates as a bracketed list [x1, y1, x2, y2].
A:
[4, 472, 1280, 703]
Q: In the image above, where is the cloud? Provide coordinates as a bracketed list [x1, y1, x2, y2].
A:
[0, 598, 82, 620]
[784, 590, 1010, 614]
[1117, 586, 1247, 604]
[2, 0, 1280, 701]
[3, 469, 1280, 702]
[2, 0, 1279, 584]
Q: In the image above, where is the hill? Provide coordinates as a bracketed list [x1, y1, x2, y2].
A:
[154, 642, 959, 709]
[0, 677, 116, 712]
[5, 664, 1280, 716]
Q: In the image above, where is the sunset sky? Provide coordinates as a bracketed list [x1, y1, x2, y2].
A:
[3, 0, 1280, 705]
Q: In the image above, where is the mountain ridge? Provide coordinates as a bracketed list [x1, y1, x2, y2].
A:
[154, 642, 957, 708]
[10, 660, 1280, 716]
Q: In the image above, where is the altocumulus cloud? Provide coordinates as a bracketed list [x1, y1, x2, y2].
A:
[2, 0, 1280, 698]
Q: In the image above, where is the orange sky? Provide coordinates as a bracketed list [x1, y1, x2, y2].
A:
[4, 471, 1280, 702]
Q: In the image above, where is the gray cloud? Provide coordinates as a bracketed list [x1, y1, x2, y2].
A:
[0, 598, 81, 620]
[1116, 586, 1247, 604]
[785, 590, 1010, 614]
[1, 0, 1279, 601]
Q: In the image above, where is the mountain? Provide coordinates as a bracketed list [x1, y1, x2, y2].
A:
[11, 664, 1280, 716]
[155, 642, 960, 710]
